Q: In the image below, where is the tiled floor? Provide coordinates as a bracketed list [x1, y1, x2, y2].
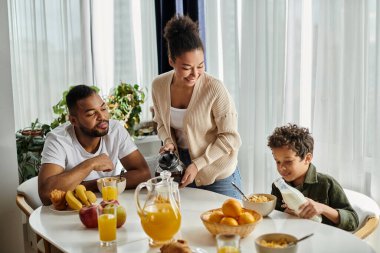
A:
[24, 223, 38, 253]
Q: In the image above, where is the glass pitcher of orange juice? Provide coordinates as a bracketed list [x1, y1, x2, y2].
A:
[134, 171, 181, 247]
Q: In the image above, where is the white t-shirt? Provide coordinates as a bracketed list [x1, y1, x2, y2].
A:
[170, 107, 188, 148]
[41, 120, 137, 181]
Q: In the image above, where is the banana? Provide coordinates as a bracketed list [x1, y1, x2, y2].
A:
[85, 190, 97, 204]
[65, 190, 83, 210]
[75, 184, 90, 206]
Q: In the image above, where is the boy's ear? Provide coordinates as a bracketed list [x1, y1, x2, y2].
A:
[304, 153, 313, 164]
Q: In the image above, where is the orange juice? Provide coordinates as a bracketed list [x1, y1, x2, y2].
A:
[102, 186, 118, 201]
[98, 214, 117, 242]
[139, 203, 181, 243]
[217, 246, 240, 253]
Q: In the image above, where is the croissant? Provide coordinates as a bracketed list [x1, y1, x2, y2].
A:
[49, 189, 67, 210]
[160, 239, 192, 253]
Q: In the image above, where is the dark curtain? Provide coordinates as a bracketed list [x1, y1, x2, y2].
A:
[155, 0, 205, 74]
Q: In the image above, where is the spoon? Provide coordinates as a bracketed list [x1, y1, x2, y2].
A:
[231, 182, 250, 201]
[119, 168, 126, 180]
[288, 233, 314, 246]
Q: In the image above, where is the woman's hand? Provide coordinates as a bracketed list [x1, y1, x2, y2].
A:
[159, 143, 175, 153]
[179, 163, 198, 188]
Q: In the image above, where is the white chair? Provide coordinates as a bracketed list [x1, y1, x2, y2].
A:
[16, 176, 51, 253]
[344, 188, 380, 239]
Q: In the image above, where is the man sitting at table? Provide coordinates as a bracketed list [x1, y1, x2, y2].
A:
[268, 123, 358, 231]
[38, 84, 151, 205]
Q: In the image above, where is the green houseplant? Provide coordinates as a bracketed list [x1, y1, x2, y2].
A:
[50, 83, 145, 135]
[107, 82, 145, 136]
[16, 119, 51, 183]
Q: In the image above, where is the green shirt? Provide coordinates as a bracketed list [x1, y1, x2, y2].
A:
[271, 164, 359, 231]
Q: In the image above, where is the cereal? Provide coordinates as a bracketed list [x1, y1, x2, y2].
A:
[259, 238, 289, 248]
[249, 195, 270, 203]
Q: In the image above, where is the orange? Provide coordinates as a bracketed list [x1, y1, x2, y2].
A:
[221, 198, 242, 218]
[208, 210, 224, 223]
[220, 217, 239, 226]
[237, 211, 255, 225]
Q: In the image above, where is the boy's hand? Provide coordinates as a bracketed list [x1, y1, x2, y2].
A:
[281, 202, 297, 216]
[298, 198, 323, 219]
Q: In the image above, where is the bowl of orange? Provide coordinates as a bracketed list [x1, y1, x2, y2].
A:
[200, 198, 262, 238]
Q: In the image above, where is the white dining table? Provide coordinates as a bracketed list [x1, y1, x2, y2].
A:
[29, 187, 376, 253]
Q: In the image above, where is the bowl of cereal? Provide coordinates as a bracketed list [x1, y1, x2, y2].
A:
[242, 193, 277, 217]
[96, 177, 126, 194]
[255, 233, 298, 253]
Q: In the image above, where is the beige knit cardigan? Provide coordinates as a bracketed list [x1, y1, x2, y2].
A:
[152, 70, 241, 186]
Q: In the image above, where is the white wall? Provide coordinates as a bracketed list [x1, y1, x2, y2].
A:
[0, 0, 25, 252]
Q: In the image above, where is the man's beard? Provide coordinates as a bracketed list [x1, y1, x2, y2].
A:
[79, 120, 109, 137]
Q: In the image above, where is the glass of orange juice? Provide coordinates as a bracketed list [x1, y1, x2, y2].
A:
[97, 204, 117, 246]
[102, 178, 118, 201]
[216, 234, 241, 253]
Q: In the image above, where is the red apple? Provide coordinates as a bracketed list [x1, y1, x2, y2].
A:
[100, 200, 119, 208]
[79, 204, 99, 228]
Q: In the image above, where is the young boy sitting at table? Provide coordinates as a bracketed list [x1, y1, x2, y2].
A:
[268, 124, 358, 231]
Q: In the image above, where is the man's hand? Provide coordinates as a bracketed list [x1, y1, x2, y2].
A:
[159, 143, 175, 153]
[90, 154, 114, 172]
[180, 163, 198, 188]
[38, 155, 114, 205]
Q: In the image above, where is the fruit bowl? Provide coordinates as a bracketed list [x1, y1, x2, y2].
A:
[255, 233, 298, 253]
[200, 208, 262, 238]
[97, 177, 126, 194]
[243, 193, 277, 217]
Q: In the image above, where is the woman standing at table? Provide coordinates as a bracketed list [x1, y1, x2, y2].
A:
[152, 15, 242, 199]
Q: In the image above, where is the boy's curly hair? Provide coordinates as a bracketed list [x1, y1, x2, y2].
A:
[267, 124, 314, 160]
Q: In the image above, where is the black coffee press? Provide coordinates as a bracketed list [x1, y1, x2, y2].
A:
[155, 151, 185, 183]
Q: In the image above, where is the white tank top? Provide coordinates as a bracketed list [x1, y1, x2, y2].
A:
[170, 107, 188, 148]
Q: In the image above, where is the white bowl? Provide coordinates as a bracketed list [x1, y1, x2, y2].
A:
[96, 177, 126, 194]
[255, 233, 298, 253]
[243, 193, 277, 217]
